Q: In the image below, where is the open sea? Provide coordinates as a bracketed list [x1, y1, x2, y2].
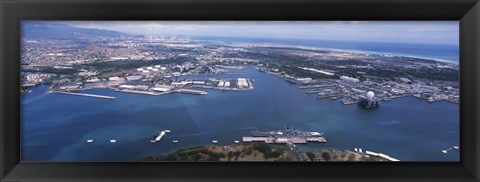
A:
[21, 68, 459, 162]
[195, 36, 459, 64]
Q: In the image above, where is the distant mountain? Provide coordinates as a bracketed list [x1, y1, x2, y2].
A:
[21, 23, 133, 40]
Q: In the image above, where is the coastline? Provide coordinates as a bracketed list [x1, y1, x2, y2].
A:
[196, 37, 459, 64]
[136, 143, 392, 162]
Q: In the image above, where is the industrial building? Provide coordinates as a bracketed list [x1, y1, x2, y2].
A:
[358, 91, 379, 108]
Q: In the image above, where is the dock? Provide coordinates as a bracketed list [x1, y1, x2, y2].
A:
[357, 149, 400, 161]
[318, 94, 342, 99]
[242, 126, 327, 144]
[151, 131, 167, 143]
[365, 150, 400, 161]
[299, 85, 331, 89]
[305, 90, 323, 94]
[173, 89, 208, 95]
[242, 136, 326, 144]
[342, 100, 358, 105]
[116, 89, 165, 96]
[54, 91, 116, 99]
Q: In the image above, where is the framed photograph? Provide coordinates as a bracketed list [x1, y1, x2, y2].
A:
[1, 0, 479, 181]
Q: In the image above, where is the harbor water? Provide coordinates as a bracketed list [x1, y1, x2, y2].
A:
[21, 68, 459, 161]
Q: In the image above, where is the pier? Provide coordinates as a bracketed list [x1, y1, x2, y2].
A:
[242, 126, 327, 144]
[442, 146, 459, 154]
[305, 90, 323, 94]
[53, 91, 116, 99]
[355, 148, 400, 161]
[299, 85, 331, 89]
[173, 89, 208, 95]
[342, 100, 358, 105]
[116, 89, 165, 96]
[151, 130, 167, 143]
[364, 150, 400, 161]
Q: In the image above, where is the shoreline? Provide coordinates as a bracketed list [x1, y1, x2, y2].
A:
[197, 38, 458, 64]
[136, 143, 396, 162]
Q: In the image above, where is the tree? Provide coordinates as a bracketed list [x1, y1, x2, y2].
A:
[306, 152, 316, 161]
[348, 154, 356, 161]
[192, 153, 202, 161]
[332, 154, 339, 160]
[253, 143, 272, 154]
[322, 152, 332, 161]
[277, 156, 292, 161]
[227, 151, 233, 161]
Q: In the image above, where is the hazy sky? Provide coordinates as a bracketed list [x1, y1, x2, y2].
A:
[59, 21, 459, 45]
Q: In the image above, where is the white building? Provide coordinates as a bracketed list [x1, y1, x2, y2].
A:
[152, 87, 171, 92]
[119, 85, 136, 89]
[340, 76, 359, 83]
[390, 88, 406, 94]
[237, 78, 249, 87]
[126, 75, 142, 81]
[193, 81, 205, 85]
[78, 71, 97, 77]
[296, 78, 313, 83]
[86, 78, 100, 83]
[108, 77, 124, 81]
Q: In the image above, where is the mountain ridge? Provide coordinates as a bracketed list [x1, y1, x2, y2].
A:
[21, 23, 134, 40]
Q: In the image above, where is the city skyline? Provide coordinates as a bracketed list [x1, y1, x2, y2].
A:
[43, 21, 459, 45]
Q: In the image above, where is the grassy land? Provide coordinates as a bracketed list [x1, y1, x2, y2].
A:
[138, 143, 288, 162]
[138, 143, 387, 162]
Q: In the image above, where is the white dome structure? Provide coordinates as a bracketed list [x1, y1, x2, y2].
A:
[366, 91, 375, 99]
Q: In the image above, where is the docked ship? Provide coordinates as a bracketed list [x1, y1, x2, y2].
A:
[243, 125, 326, 144]
[150, 131, 166, 143]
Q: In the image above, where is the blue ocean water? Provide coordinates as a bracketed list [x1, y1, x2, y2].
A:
[194, 36, 459, 64]
[21, 68, 459, 161]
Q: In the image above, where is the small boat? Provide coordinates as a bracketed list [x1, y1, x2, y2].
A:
[212, 140, 218, 144]
[442, 146, 459, 154]
[234, 140, 240, 143]
[151, 131, 166, 143]
[86, 139, 94, 143]
[110, 140, 117, 143]
[172, 140, 178, 143]
[165, 130, 171, 133]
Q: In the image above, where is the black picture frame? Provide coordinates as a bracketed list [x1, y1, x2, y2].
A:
[1, 0, 479, 181]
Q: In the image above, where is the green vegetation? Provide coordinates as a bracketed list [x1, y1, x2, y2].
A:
[138, 143, 285, 162]
[252, 143, 272, 154]
[322, 152, 332, 161]
[227, 151, 242, 161]
[252, 143, 284, 159]
[332, 154, 339, 160]
[306, 152, 316, 161]
[348, 154, 356, 161]
[139, 146, 225, 162]
[33, 67, 77, 75]
[258, 49, 458, 82]
[276, 156, 292, 161]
